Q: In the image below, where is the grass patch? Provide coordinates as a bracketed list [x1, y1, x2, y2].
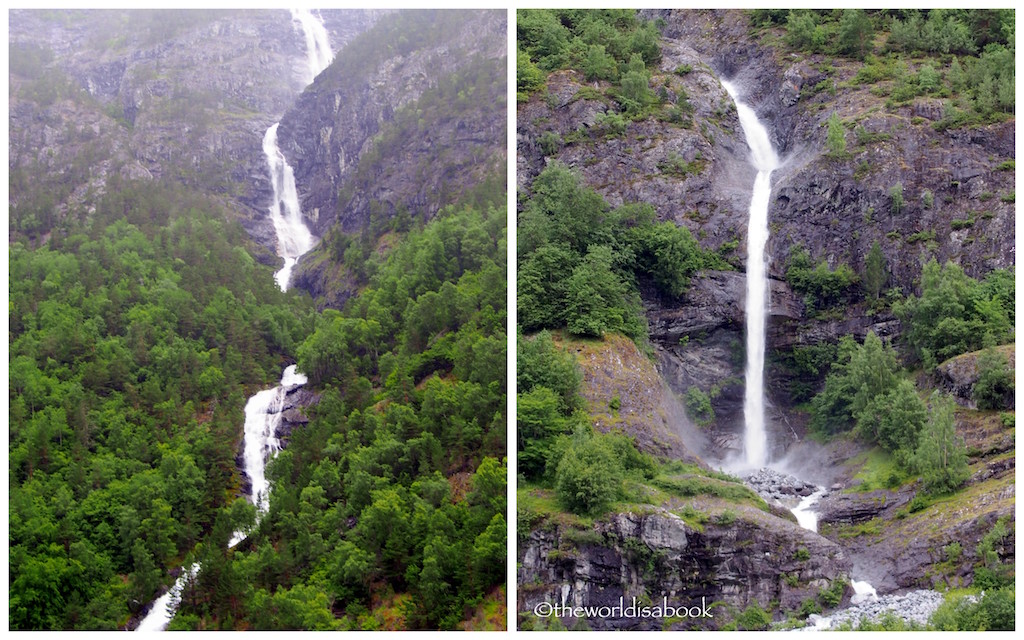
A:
[845, 448, 907, 492]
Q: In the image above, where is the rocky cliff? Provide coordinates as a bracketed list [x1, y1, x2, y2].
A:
[279, 10, 507, 307]
[517, 8, 1014, 628]
[519, 507, 850, 630]
[8, 9, 382, 249]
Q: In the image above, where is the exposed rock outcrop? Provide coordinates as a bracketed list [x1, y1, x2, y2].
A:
[518, 508, 850, 630]
[8, 9, 382, 247]
[935, 345, 1016, 410]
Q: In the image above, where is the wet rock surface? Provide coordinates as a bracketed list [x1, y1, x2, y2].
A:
[9, 9, 381, 242]
[744, 467, 821, 504]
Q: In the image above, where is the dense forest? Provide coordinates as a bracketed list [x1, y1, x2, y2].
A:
[9, 9, 506, 631]
[9, 180, 313, 628]
[517, 8, 1013, 631]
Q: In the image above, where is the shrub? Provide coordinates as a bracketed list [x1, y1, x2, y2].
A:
[786, 247, 859, 314]
[685, 387, 714, 426]
[538, 131, 562, 156]
[973, 346, 1014, 410]
[818, 579, 846, 608]
[553, 427, 624, 515]
[593, 111, 627, 137]
[889, 183, 904, 215]
[735, 604, 772, 630]
[930, 589, 1015, 631]
[944, 541, 962, 563]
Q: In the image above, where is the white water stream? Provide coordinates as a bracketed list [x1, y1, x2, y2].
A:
[135, 11, 330, 630]
[136, 366, 308, 631]
[721, 80, 779, 469]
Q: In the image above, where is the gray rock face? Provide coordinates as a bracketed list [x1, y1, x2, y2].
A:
[519, 509, 850, 630]
[9, 9, 381, 244]
[277, 9, 507, 305]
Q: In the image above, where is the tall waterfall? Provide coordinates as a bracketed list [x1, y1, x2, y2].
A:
[136, 11, 329, 630]
[721, 80, 780, 469]
[264, 124, 316, 291]
[266, 9, 333, 291]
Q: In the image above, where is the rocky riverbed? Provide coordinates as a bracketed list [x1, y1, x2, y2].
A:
[744, 466, 823, 504]
[802, 589, 945, 630]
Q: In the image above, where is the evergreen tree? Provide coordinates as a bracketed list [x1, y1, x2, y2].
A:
[838, 9, 874, 59]
[825, 112, 848, 158]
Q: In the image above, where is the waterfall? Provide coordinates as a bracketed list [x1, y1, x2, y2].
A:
[721, 80, 780, 469]
[264, 124, 316, 291]
[136, 12, 330, 628]
[238, 364, 307, 516]
[136, 366, 307, 630]
[134, 563, 200, 632]
[290, 9, 333, 85]
[790, 488, 826, 532]
[266, 9, 333, 291]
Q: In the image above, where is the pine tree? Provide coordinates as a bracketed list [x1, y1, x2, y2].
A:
[825, 112, 847, 158]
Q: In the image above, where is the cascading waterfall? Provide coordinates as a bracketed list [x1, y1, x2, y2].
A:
[266, 8, 334, 291]
[136, 367, 308, 631]
[790, 487, 827, 532]
[136, 11, 330, 630]
[721, 79, 780, 469]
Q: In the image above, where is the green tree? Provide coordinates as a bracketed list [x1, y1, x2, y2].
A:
[565, 245, 643, 339]
[866, 379, 928, 465]
[516, 45, 546, 100]
[862, 240, 887, 300]
[518, 387, 572, 479]
[618, 53, 652, 115]
[825, 112, 847, 158]
[913, 392, 970, 494]
[553, 427, 624, 515]
[893, 259, 1013, 363]
[516, 330, 583, 414]
[583, 44, 617, 81]
[786, 10, 826, 52]
[837, 9, 874, 59]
